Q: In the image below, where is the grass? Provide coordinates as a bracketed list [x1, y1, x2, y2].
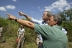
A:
[0, 37, 16, 48]
[68, 42, 72, 48]
[0, 36, 37, 48]
[24, 42, 37, 48]
[0, 36, 72, 48]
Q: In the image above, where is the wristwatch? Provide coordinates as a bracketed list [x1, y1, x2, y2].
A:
[14, 18, 18, 21]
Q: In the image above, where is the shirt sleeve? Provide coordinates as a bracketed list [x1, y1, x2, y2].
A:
[31, 18, 42, 24]
[34, 24, 53, 38]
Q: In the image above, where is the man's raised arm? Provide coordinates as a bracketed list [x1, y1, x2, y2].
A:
[6, 14, 34, 29]
[18, 11, 32, 21]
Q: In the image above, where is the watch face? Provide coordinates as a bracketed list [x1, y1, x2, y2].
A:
[14, 18, 18, 21]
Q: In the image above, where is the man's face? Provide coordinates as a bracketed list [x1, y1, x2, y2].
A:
[47, 16, 57, 26]
[42, 12, 49, 21]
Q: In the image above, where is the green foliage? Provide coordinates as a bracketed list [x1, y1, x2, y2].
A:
[64, 8, 72, 22]
[62, 22, 72, 42]
[59, 8, 72, 22]
[0, 17, 8, 27]
[59, 12, 67, 21]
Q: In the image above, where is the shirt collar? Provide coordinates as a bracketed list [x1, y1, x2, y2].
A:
[42, 21, 47, 24]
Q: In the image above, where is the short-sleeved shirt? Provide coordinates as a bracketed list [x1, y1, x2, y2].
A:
[31, 18, 47, 25]
[34, 24, 68, 48]
[18, 28, 25, 35]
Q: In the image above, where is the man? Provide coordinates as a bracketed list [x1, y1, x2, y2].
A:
[18, 11, 52, 25]
[6, 14, 68, 48]
[0, 25, 5, 43]
[17, 25, 25, 48]
[18, 11, 52, 48]
[0, 25, 3, 38]
[17, 25, 25, 40]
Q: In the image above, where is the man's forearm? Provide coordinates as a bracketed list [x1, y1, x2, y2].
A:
[16, 18, 34, 29]
[23, 14, 32, 21]
[6, 14, 34, 29]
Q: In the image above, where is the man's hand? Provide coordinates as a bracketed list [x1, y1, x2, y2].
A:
[6, 13, 16, 20]
[18, 11, 26, 16]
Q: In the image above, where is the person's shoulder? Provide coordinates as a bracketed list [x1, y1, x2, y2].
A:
[34, 24, 50, 29]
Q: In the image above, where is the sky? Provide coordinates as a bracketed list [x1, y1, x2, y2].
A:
[0, 0, 72, 20]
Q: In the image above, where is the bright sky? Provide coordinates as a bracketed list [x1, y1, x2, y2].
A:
[0, 0, 72, 20]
